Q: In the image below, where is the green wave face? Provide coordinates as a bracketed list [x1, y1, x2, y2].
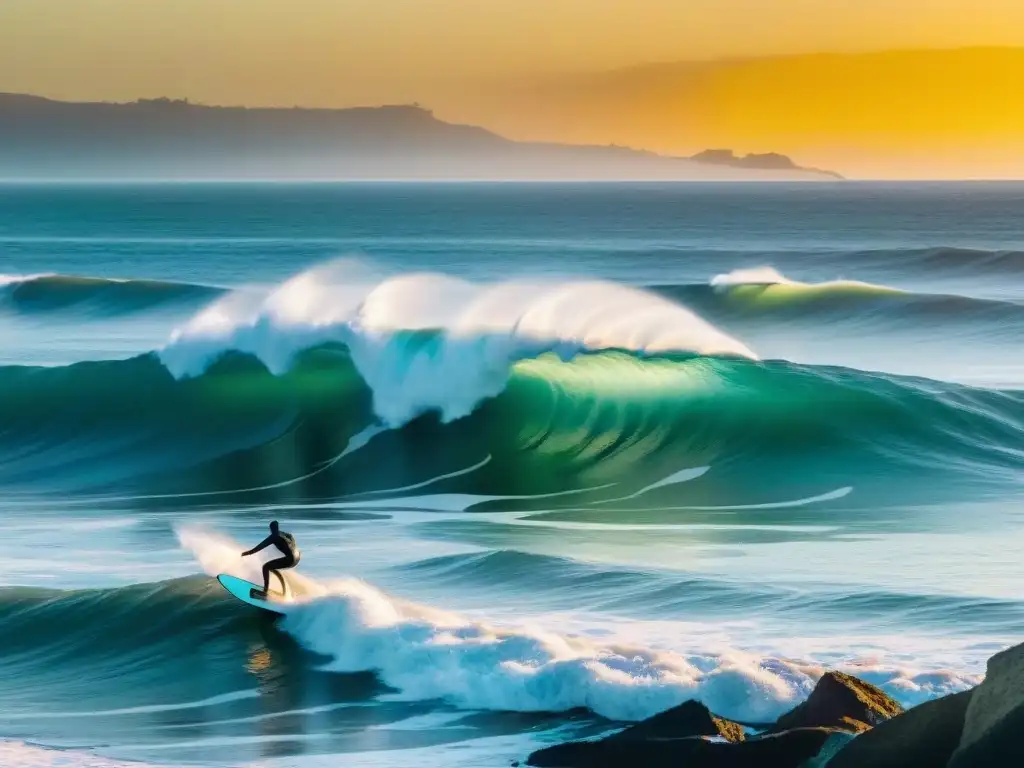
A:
[0, 344, 1022, 504]
[488, 353, 1024, 502]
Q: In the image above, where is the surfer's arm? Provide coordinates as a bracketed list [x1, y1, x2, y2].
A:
[241, 536, 272, 557]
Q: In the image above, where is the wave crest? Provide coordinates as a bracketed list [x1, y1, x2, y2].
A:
[160, 260, 756, 426]
[710, 266, 902, 302]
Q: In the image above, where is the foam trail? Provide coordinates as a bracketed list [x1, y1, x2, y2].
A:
[3, 690, 259, 720]
[576, 487, 855, 519]
[333, 484, 615, 512]
[354, 456, 493, 497]
[177, 527, 809, 722]
[36, 418, 384, 508]
[592, 465, 710, 504]
[669, 486, 854, 511]
[175, 527, 980, 723]
[160, 259, 756, 427]
[276, 578, 976, 722]
[280, 578, 811, 723]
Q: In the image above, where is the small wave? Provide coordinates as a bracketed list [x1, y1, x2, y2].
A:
[710, 266, 901, 299]
[892, 246, 1024, 274]
[652, 267, 1024, 331]
[0, 578, 234, 658]
[0, 272, 222, 315]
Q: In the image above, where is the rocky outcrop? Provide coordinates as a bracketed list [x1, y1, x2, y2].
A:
[827, 689, 972, 767]
[768, 672, 903, 734]
[948, 642, 1024, 767]
[607, 699, 745, 743]
[524, 672, 907, 768]
[525, 699, 745, 767]
[526, 727, 836, 768]
[0, 93, 842, 181]
[688, 148, 844, 179]
[524, 643, 1024, 768]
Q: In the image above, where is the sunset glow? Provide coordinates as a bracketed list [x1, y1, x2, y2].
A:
[3, 0, 1023, 177]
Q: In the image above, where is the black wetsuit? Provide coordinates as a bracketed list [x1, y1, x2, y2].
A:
[244, 531, 301, 594]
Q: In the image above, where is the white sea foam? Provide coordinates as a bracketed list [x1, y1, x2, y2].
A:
[0, 272, 54, 288]
[159, 260, 756, 427]
[711, 266, 797, 287]
[0, 741, 152, 768]
[177, 525, 976, 725]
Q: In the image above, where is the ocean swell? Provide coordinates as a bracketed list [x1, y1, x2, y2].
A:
[0, 347, 1022, 499]
[0, 272, 221, 315]
[0, 263, 1020, 499]
[652, 267, 1024, 331]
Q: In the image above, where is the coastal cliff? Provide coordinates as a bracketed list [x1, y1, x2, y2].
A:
[0, 94, 840, 181]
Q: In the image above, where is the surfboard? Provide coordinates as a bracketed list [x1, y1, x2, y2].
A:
[217, 574, 293, 615]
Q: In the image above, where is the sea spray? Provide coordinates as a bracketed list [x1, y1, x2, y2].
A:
[174, 524, 981, 722]
[159, 260, 756, 426]
[174, 525, 812, 722]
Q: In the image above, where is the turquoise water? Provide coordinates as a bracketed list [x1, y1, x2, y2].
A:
[1, 182, 1023, 767]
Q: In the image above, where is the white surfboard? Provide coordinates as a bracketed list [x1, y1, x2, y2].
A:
[217, 574, 293, 615]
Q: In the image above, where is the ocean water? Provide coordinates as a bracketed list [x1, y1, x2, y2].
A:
[1, 182, 1023, 767]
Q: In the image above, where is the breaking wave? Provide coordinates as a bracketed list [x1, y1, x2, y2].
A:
[0, 262, 1020, 502]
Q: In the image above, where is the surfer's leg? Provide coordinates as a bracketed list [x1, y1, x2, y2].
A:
[262, 557, 291, 594]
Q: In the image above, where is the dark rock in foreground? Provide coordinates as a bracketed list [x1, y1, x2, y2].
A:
[608, 699, 745, 743]
[949, 642, 1024, 767]
[769, 671, 903, 734]
[527, 727, 836, 768]
[525, 699, 745, 767]
[828, 689, 972, 767]
[525, 672, 905, 768]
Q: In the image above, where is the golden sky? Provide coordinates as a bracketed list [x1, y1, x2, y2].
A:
[3, 0, 1024, 105]
[3, 1, 1024, 177]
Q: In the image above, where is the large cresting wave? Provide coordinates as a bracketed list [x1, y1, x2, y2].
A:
[158, 260, 756, 425]
[0, 262, 1022, 502]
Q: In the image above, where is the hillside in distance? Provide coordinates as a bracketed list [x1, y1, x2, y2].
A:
[435, 47, 1024, 179]
[0, 94, 839, 181]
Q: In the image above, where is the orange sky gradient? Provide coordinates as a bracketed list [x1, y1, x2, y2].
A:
[3, 0, 1024, 178]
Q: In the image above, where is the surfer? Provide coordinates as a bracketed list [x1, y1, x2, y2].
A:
[241, 521, 301, 599]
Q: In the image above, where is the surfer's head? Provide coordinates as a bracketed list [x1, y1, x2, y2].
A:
[269, 520, 279, 533]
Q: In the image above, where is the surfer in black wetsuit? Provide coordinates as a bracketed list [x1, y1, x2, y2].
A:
[242, 521, 301, 599]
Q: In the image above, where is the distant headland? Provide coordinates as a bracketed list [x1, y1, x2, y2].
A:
[0, 94, 841, 181]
